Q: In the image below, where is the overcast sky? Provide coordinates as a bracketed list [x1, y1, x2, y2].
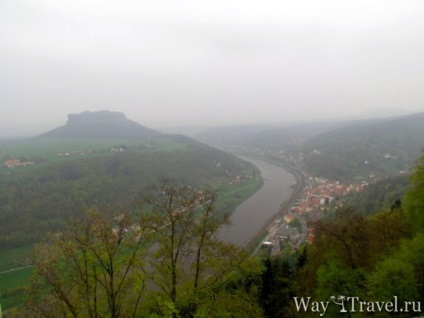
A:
[1, 1, 424, 137]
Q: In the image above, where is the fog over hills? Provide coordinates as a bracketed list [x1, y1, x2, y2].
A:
[300, 112, 424, 180]
[2, 1, 424, 139]
[352, 108, 420, 120]
[193, 111, 424, 182]
[3, 2, 424, 314]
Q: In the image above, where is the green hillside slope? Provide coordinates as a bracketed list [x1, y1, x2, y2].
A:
[0, 112, 260, 248]
[302, 113, 424, 181]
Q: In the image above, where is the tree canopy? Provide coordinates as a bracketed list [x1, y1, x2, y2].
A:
[22, 181, 263, 318]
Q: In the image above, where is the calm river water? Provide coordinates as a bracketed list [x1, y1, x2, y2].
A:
[219, 157, 296, 246]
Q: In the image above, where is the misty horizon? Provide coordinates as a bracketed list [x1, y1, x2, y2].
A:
[2, 107, 423, 140]
[2, 1, 424, 137]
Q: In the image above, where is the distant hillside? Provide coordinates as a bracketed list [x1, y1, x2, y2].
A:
[0, 111, 263, 247]
[195, 120, 387, 150]
[195, 113, 424, 182]
[39, 111, 161, 139]
[231, 121, 369, 151]
[343, 175, 409, 215]
[302, 112, 424, 181]
[195, 124, 272, 147]
[352, 108, 415, 120]
[0, 144, 260, 247]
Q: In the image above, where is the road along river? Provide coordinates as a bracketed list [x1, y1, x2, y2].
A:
[219, 156, 297, 246]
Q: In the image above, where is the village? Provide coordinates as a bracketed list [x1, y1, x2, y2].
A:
[258, 174, 368, 257]
[2, 158, 35, 169]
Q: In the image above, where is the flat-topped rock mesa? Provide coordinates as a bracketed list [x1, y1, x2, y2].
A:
[39, 111, 161, 138]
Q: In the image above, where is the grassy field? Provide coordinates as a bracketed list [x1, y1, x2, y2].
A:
[1, 137, 190, 157]
[248, 230, 271, 256]
[217, 177, 263, 203]
[1, 137, 172, 160]
[0, 267, 33, 311]
[0, 246, 35, 311]
[0, 137, 190, 176]
[147, 140, 189, 152]
[0, 246, 34, 272]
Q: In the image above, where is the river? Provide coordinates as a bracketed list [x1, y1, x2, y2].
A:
[219, 156, 297, 246]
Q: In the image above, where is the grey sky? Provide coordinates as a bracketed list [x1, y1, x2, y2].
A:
[1, 0, 424, 137]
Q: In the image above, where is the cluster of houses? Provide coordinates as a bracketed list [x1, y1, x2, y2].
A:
[230, 176, 241, 185]
[290, 177, 368, 216]
[2, 159, 35, 168]
[57, 151, 89, 157]
[291, 177, 367, 245]
[261, 213, 303, 256]
[110, 146, 126, 152]
[260, 176, 369, 256]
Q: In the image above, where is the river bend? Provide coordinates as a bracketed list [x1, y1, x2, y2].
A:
[219, 157, 296, 246]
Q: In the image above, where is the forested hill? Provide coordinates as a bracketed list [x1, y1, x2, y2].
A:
[195, 121, 356, 148]
[38, 110, 161, 139]
[343, 175, 410, 216]
[0, 112, 261, 247]
[302, 112, 424, 181]
[194, 119, 389, 154]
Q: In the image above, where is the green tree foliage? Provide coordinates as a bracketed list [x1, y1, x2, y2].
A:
[24, 207, 149, 317]
[389, 234, 424, 299]
[404, 153, 424, 234]
[363, 234, 424, 318]
[259, 257, 293, 318]
[344, 175, 409, 216]
[288, 217, 303, 233]
[294, 208, 411, 307]
[141, 180, 263, 317]
[302, 114, 424, 181]
[263, 154, 424, 315]
[316, 258, 365, 299]
[367, 208, 410, 256]
[0, 148, 258, 248]
[22, 182, 263, 317]
[313, 259, 366, 317]
[314, 209, 371, 269]
[267, 153, 424, 317]
[367, 258, 418, 303]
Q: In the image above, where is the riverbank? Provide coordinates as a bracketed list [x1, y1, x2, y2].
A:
[239, 155, 305, 252]
[263, 155, 305, 212]
[219, 156, 298, 246]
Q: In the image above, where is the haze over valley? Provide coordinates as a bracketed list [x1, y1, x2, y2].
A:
[2, 1, 424, 137]
[2, 1, 424, 316]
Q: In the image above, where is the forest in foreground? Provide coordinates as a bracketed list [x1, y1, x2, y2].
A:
[4, 153, 424, 317]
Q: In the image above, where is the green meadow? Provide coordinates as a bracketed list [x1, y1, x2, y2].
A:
[0, 246, 35, 311]
[0, 267, 33, 311]
[0, 137, 182, 159]
[218, 177, 263, 204]
[0, 137, 190, 176]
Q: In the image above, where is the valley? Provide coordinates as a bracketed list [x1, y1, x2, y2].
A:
[1, 110, 424, 316]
